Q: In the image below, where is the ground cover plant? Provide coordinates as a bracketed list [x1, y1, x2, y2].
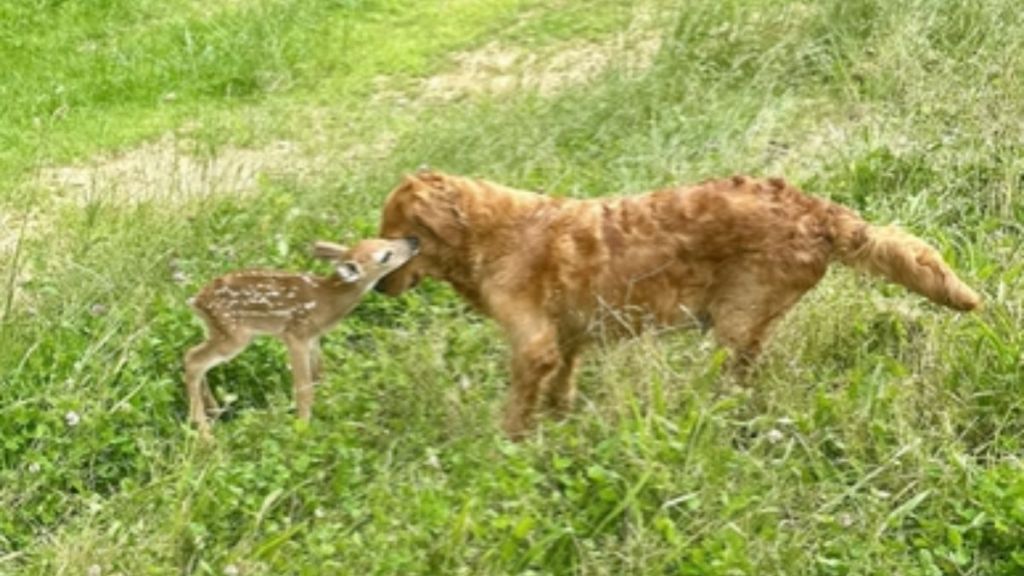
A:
[0, 0, 1022, 574]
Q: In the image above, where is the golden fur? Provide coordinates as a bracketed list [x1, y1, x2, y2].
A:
[377, 170, 981, 438]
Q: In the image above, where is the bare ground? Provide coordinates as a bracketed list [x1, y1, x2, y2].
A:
[36, 134, 321, 205]
[420, 37, 660, 101]
[378, 9, 663, 104]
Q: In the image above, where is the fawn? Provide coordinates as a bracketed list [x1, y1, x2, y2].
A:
[184, 237, 419, 437]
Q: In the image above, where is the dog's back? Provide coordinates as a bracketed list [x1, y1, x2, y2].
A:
[477, 175, 977, 341]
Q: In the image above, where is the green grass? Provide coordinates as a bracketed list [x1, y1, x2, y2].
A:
[2, 0, 1023, 573]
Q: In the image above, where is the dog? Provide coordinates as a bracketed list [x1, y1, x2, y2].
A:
[376, 170, 981, 439]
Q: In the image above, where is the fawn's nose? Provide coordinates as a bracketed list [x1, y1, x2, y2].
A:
[405, 237, 420, 252]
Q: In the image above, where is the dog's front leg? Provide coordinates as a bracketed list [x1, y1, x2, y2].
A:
[502, 323, 562, 440]
[543, 345, 582, 418]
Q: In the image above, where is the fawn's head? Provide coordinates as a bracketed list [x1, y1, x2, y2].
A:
[312, 237, 420, 289]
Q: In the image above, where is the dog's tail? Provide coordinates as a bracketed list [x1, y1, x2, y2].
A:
[828, 208, 982, 311]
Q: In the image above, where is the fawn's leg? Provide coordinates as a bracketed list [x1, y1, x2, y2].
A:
[284, 336, 315, 421]
[184, 331, 250, 437]
[309, 338, 323, 383]
[201, 380, 219, 417]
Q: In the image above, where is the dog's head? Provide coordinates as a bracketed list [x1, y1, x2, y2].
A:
[376, 171, 467, 296]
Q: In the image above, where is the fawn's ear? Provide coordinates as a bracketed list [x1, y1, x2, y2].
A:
[336, 261, 363, 284]
[311, 241, 349, 261]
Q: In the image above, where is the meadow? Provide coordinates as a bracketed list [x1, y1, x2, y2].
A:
[1, 0, 1022, 573]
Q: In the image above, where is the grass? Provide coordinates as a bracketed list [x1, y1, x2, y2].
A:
[1, 0, 1023, 573]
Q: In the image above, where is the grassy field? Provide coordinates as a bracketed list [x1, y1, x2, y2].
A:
[1, 0, 1023, 573]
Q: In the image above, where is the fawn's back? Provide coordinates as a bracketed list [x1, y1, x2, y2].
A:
[190, 237, 420, 339]
[191, 271, 349, 337]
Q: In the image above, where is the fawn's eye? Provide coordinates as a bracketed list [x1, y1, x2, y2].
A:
[379, 250, 393, 264]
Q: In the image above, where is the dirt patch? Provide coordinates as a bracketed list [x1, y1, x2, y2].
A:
[34, 128, 396, 206]
[382, 9, 664, 104]
[36, 135, 321, 205]
[416, 33, 661, 102]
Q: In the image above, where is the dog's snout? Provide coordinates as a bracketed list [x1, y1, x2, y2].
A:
[405, 236, 420, 252]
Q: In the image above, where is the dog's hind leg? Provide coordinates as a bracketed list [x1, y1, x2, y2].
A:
[709, 284, 807, 377]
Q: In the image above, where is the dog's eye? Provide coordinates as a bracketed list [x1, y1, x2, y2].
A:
[379, 250, 393, 264]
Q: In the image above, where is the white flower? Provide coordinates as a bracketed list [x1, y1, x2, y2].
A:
[426, 448, 442, 470]
[27, 462, 41, 474]
[64, 411, 81, 427]
[223, 564, 240, 576]
[765, 429, 785, 444]
[87, 565, 102, 576]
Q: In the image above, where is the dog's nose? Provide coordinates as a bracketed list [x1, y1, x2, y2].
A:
[405, 237, 420, 251]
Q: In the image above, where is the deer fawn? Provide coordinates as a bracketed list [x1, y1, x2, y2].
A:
[184, 237, 419, 437]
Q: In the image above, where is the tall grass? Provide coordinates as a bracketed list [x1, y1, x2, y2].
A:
[1, 0, 1022, 574]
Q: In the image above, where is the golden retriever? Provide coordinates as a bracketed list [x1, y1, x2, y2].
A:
[376, 170, 981, 439]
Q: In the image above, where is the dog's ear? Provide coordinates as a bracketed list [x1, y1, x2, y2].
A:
[412, 188, 465, 246]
